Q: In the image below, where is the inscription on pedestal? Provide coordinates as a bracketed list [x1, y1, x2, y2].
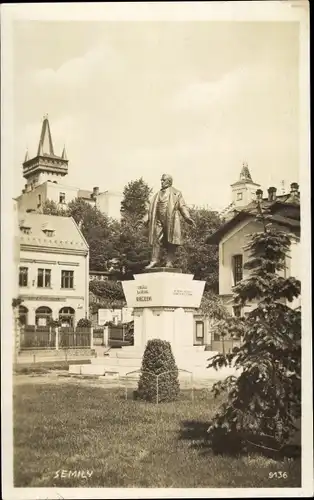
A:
[122, 271, 205, 309]
[173, 289, 193, 297]
[136, 285, 152, 303]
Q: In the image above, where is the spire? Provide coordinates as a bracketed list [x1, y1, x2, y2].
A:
[61, 145, 67, 160]
[24, 150, 29, 162]
[37, 114, 54, 156]
[239, 161, 253, 182]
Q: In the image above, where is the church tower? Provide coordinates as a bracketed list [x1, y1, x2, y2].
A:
[22, 115, 68, 192]
[230, 162, 260, 209]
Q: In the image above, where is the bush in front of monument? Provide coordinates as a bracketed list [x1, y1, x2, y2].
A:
[137, 339, 180, 403]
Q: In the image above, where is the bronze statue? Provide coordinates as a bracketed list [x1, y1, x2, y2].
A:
[145, 174, 195, 269]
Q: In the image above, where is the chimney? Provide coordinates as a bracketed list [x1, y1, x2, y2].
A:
[92, 186, 99, 197]
[267, 186, 277, 202]
[256, 189, 263, 201]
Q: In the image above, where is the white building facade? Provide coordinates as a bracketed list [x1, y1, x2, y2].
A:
[18, 213, 89, 327]
[207, 179, 301, 314]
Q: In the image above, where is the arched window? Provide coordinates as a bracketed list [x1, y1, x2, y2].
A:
[35, 306, 52, 326]
[19, 305, 28, 326]
[59, 307, 75, 327]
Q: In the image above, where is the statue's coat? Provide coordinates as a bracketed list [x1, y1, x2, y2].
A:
[147, 187, 190, 246]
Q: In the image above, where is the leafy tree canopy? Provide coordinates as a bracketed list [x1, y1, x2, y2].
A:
[120, 177, 152, 222]
[175, 207, 222, 291]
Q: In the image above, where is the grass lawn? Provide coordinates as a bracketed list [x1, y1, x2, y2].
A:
[14, 379, 301, 488]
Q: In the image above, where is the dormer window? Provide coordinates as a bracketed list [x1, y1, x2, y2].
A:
[20, 222, 31, 235]
[43, 229, 55, 237]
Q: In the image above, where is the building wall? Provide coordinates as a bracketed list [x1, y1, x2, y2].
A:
[231, 183, 259, 208]
[25, 170, 66, 189]
[96, 307, 133, 325]
[219, 219, 261, 296]
[17, 182, 122, 220]
[96, 191, 122, 220]
[19, 248, 89, 325]
[18, 182, 80, 213]
[219, 219, 300, 311]
[45, 182, 79, 206]
[17, 183, 48, 212]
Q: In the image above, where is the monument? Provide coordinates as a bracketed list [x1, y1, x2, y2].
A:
[145, 173, 195, 269]
[69, 176, 234, 378]
[122, 174, 206, 364]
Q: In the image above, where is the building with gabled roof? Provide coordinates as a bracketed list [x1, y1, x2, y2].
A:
[17, 116, 123, 220]
[18, 212, 89, 327]
[207, 179, 300, 315]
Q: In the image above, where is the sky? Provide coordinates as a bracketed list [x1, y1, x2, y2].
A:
[13, 21, 300, 210]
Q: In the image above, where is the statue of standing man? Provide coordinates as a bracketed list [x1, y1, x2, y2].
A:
[145, 174, 195, 269]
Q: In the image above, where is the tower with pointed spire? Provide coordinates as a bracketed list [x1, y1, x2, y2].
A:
[22, 115, 68, 191]
[230, 162, 261, 209]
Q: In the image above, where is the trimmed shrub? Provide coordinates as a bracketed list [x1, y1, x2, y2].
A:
[77, 318, 91, 328]
[137, 339, 180, 403]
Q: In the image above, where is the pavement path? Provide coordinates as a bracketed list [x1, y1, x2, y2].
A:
[13, 371, 217, 390]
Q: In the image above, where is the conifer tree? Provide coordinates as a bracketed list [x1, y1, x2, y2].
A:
[207, 209, 301, 454]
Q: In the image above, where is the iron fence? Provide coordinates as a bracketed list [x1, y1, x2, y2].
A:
[122, 368, 194, 404]
[20, 328, 56, 349]
[20, 325, 92, 350]
[59, 327, 91, 348]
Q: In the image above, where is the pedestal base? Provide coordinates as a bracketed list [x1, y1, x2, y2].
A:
[133, 306, 195, 358]
[122, 271, 206, 357]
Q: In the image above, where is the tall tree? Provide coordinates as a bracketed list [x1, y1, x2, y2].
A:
[41, 199, 66, 216]
[66, 198, 120, 271]
[120, 178, 152, 222]
[207, 216, 301, 454]
[175, 208, 222, 291]
[115, 218, 151, 278]
[111, 178, 152, 278]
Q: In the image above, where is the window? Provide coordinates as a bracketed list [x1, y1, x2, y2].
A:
[35, 306, 52, 326]
[195, 321, 204, 339]
[233, 306, 242, 317]
[20, 226, 31, 235]
[43, 229, 54, 237]
[37, 268, 51, 288]
[59, 307, 75, 327]
[37, 194, 42, 207]
[59, 192, 66, 204]
[61, 270, 74, 289]
[237, 192, 243, 201]
[232, 254, 243, 285]
[19, 267, 28, 287]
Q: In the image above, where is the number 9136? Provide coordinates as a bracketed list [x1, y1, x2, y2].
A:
[269, 471, 288, 479]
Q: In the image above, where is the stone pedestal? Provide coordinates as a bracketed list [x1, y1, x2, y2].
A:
[122, 269, 205, 360]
